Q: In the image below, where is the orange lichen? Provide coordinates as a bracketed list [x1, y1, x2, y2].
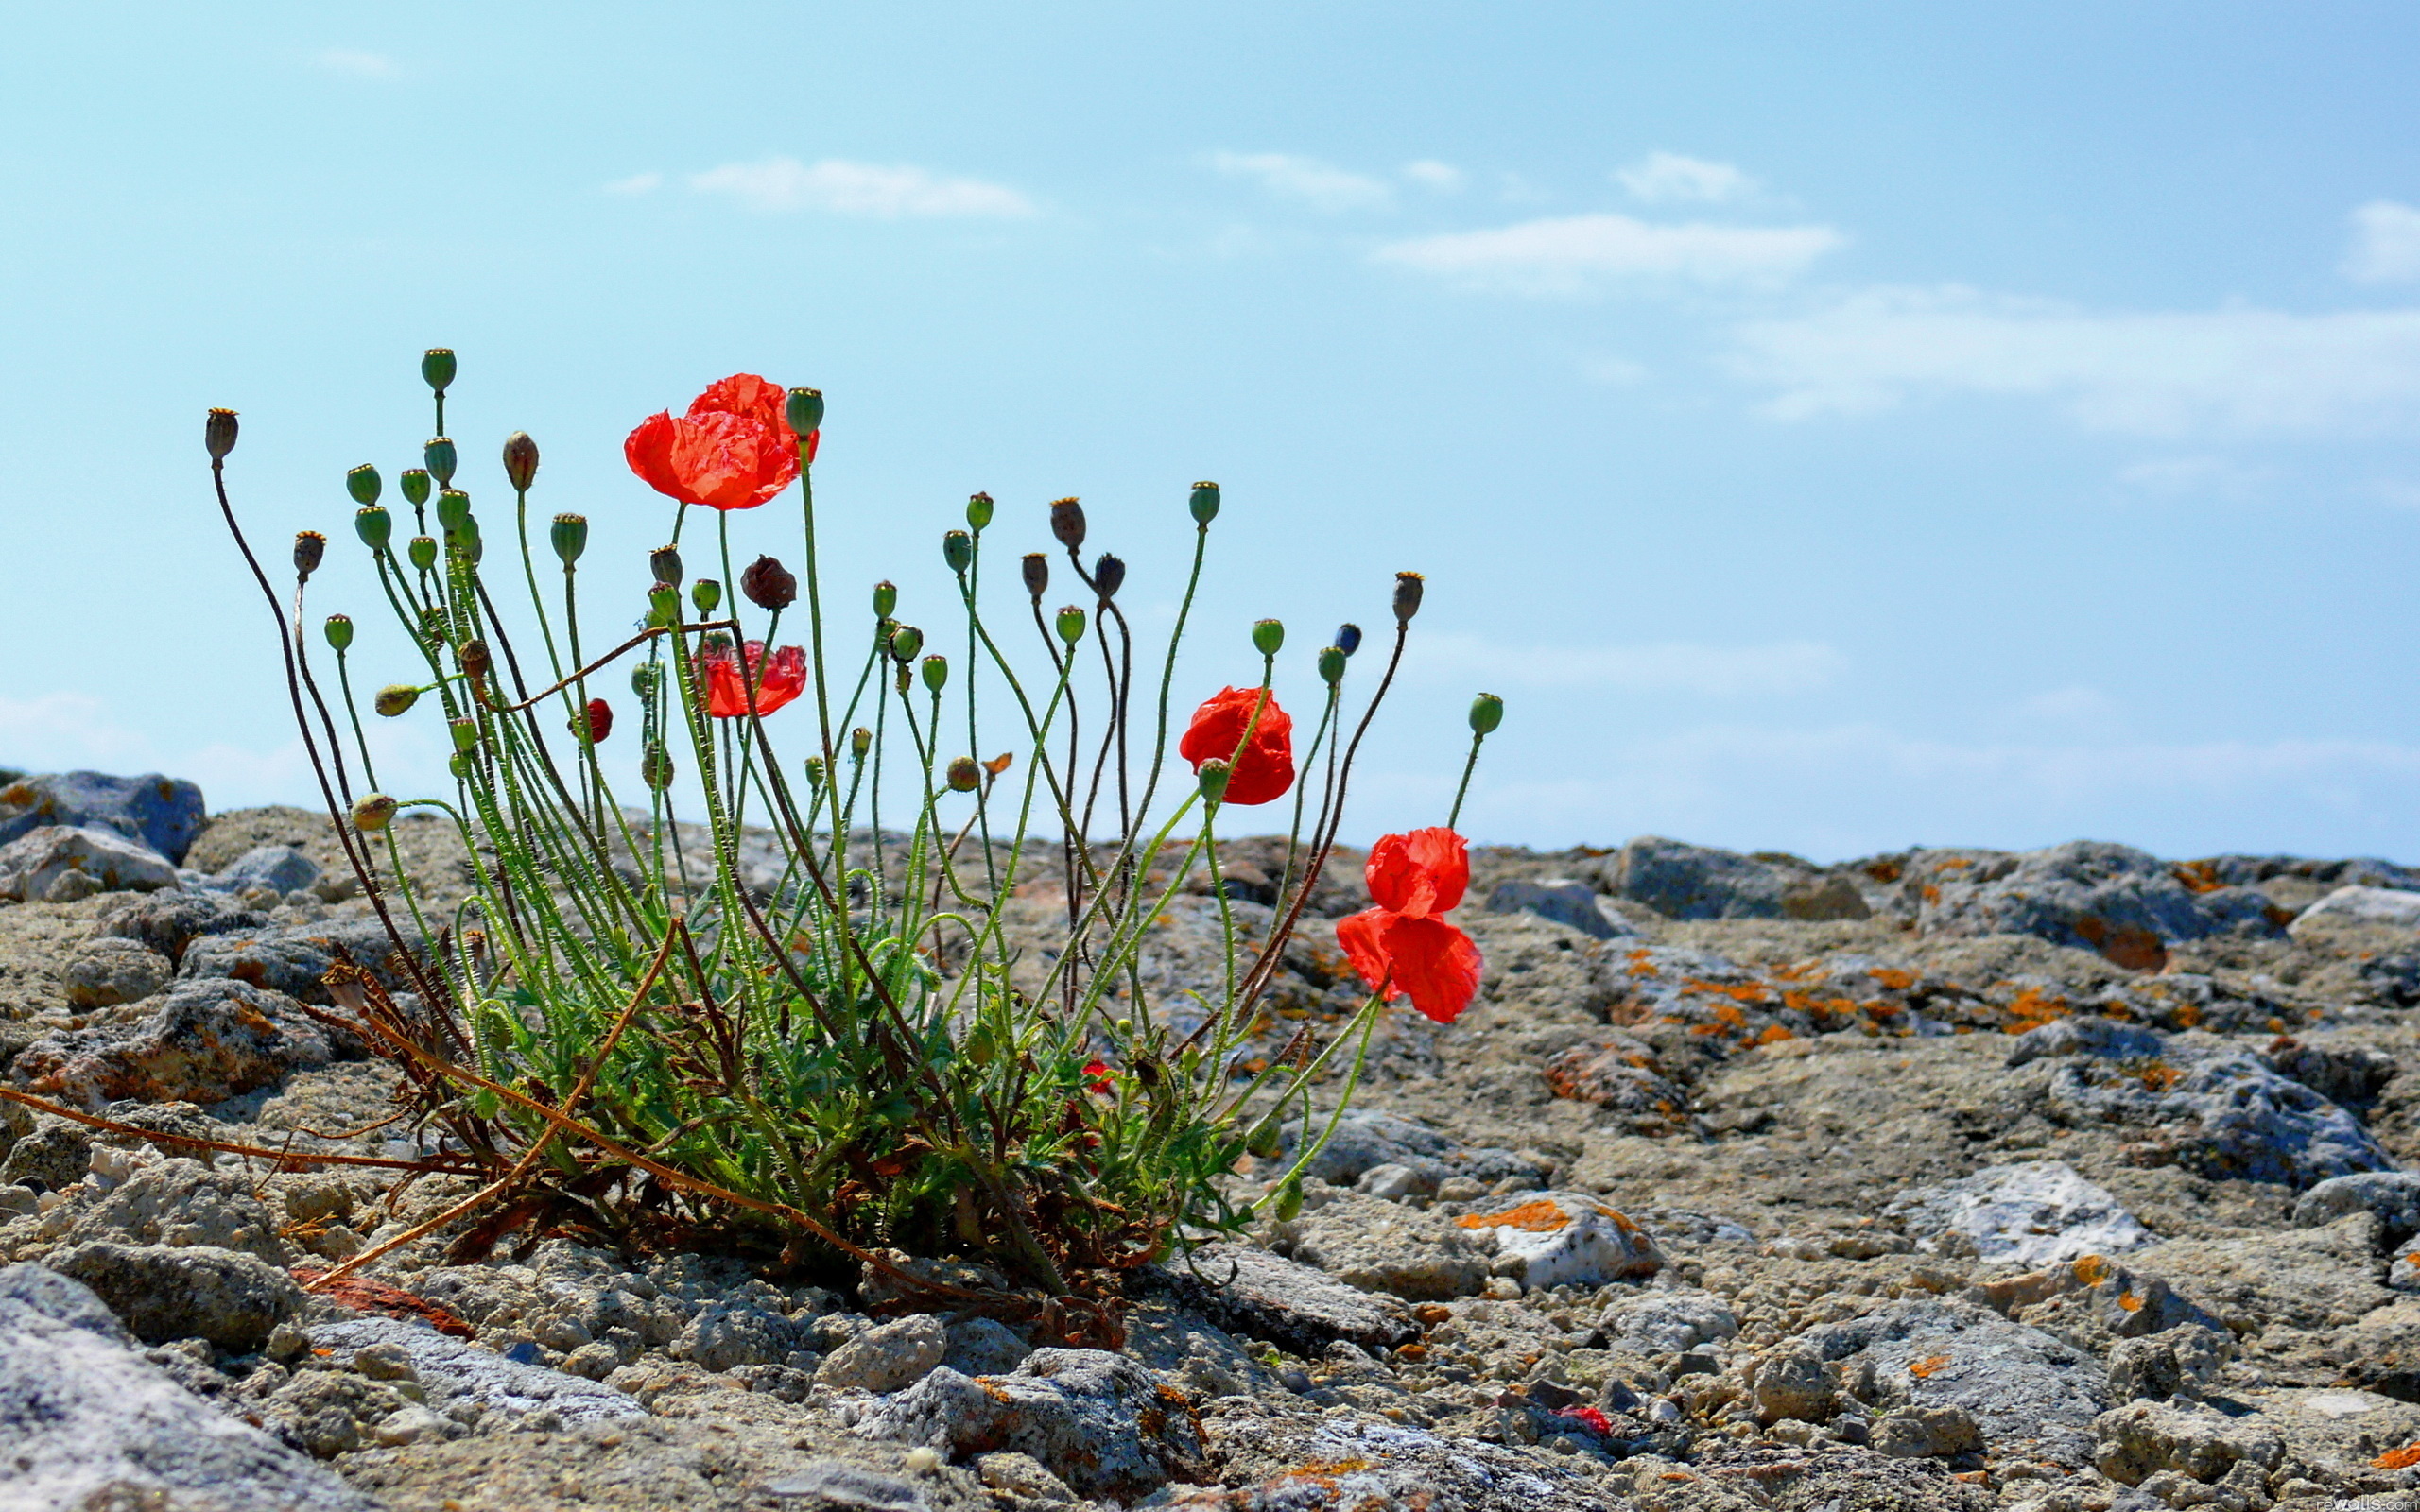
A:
[1869, 967, 1917, 990]
[2372, 1443, 2420, 1470]
[1457, 1199, 1572, 1233]
[1754, 1024, 1795, 1045]
[2071, 1255, 2112, 1286]
[2170, 861, 2226, 895]
[1909, 1354, 1953, 1378]
[1686, 979, 1772, 1005]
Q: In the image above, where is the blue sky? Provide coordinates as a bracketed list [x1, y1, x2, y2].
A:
[8, 3, 2420, 861]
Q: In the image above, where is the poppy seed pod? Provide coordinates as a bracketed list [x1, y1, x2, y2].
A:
[646, 581, 679, 627]
[550, 513, 587, 566]
[1252, 619, 1284, 657]
[451, 516, 482, 560]
[1055, 605, 1087, 644]
[351, 793, 399, 832]
[1317, 645, 1346, 685]
[649, 545, 683, 589]
[355, 506, 392, 550]
[851, 726, 873, 760]
[448, 717, 479, 753]
[966, 491, 994, 530]
[804, 754, 826, 789]
[421, 348, 457, 394]
[324, 614, 354, 653]
[447, 752, 472, 781]
[1093, 554, 1125, 601]
[946, 755, 981, 793]
[942, 529, 973, 574]
[690, 578, 722, 616]
[205, 408, 238, 460]
[1188, 480, 1219, 525]
[407, 536, 438, 572]
[741, 555, 795, 610]
[373, 684, 421, 717]
[502, 431, 539, 492]
[1392, 571, 1425, 623]
[293, 531, 326, 578]
[424, 437, 458, 487]
[921, 654, 948, 693]
[1469, 692, 1504, 735]
[641, 742, 676, 790]
[1020, 553, 1048, 602]
[1195, 757, 1232, 805]
[1049, 496, 1085, 552]
[459, 640, 493, 680]
[889, 624, 924, 663]
[786, 387, 824, 437]
[872, 580, 897, 618]
[346, 463, 382, 506]
[400, 469, 433, 508]
[436, 490, 472, 533]
[631, 661, 662, 699]
[1336, 623, 1363, 657]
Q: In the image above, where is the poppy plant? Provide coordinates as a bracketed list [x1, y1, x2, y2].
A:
[698, 641, 807, 718]
[624, 373, 814, 512]
[1177, 686, 1294, 806]
[1336, 826, 1483, 1024]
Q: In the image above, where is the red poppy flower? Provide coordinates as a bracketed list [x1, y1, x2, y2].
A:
[573, 698, 613, 743]
[624, 372, 813, 511]
[1082, 1057, 1115, 1095]
[698, 641, 807, 718]
[1177, 687, 1294, 806]
[1556, 1405, 1614, 1437]
[1336, 826, 1483, 1024]
[1365, 827, 1467, 919]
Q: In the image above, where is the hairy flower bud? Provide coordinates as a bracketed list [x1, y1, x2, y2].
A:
[373, 684, 421, 717]
[407, 536, 438, 572]
[690, 578, 722, 616]
[1020, 553, 1048, 602]
[851, 726, 873, 760]
[649, 544, 683, 589]
[494, 434, 536, 495]
[347, 464, 382, 506]
[421, 348, 457, 394]
[324, 614, 354, 652]
[1271, 1177, 1304, 1222]
[574, 697, 613, 744]
[293, 531, 326, 578]
[631, 662, 662, 700]
[1188, 480, 1219, 525]
[942, 529, 972, 574]
[641, 742, 675, 790]
[1049, 496, 1086, 552]
[1252, 619, 1284, 657]
[890, 624, 924, 663]
[1093, 554, 1125, 601]
[424, 437, 458, 488]
[459, 640, 493, 680]
[1469, 692, 1504, 735]
[1336, 622, 1363, 657]
[946, 755, 981, 793]
[803, 755, 827, 791]
[400, 469, 433, 508]
[452, 515, 482, 561]
[351, 793, 399, 832]
[448, 717, 480, 753]
[205, 408, 238, 460]
[1317, 645, 1346, 685]
[741, 555, 795, 610]
[1055, 605, 1087, 644]
[872, 580, 897, 618]
[921, 654, 948, 693]
[786, 387, 824, 437]
[549, 513, 587, 566]
[966, 491, 994, 530]
[1392, 571, 1425, 623]
[355, 506, 392, 550]
[647, 581, 679, 627]
[436, 490, 472, 533]
[1195, 757, 1232, 805]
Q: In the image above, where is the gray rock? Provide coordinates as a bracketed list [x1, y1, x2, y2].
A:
[0, 1121, 93, 1191]
[1749, 1340, 1839, 1423]
[1459, 1191, 1666, 1288]
[1148, 1241, 1418, 1356]
[1599, 836, 1799, 920]
[1266, 1192, 1493, 1300]
[816, 1313, 948, 1393]
[1905, 840, 2280, 969]
[0, 1262, 376, 1510]
[1203, 1407, 1652, 1511]
[1355, 1160, 1433, 1200]
[0, 824, 179, 902]
[767, 1460, 930, 1508]
[854, 1349, 1205, 1501]
[0, 770, 208, 864]
[8, 978, 335, 1109]
[59, 936, 175, 1008]
[1599, 1289, 1739, 1356]
[1868, 1403, 1982, 1458]
[2092, 1399, 2285, 1486]
[2291, 883, 2420, 932]
[97, 887, 268, 966]
[210, 844, 323, 898]
[1275, 1108, 1535, 1191]
[941, 1315, 1030, 1378]
[1484, 877, 1631, 939]
[179, 917, 426, 1005]
[2293, 1171, 2420, 1248]
[1797, 1297, 2109, 1465]
[46, 1242, 302, 1350]
[671, 1301, 803, 1373]
[309, 1315, 647, 1426]
[1885, 1160, 2155, 1266]
[61, 1157, 293, 1262]
[2106, 1325, 2229, 1402]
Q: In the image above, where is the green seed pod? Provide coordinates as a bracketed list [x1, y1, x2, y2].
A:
[946, 755, 981, 792]
[436, 490, 472, 533]
[786, 387, 824, 436]
[448, 717, 479, 753]
[631, 661, 663, 700]
[965, 491, 994, 530]
[323, 614, 354, 653]
[501, 430, 538, 492]
[804, 755, 827, 790]
[1469, 692, 1505, 735]
[550, 513, 587, 566]
[373, 684, 421, 717]
[691, 578, 722, 616]
[1252, 618, 1284, 657]
[1189, 480, 1220, 525]
[641, 742, 676, 790]
[400, 469, 433, 508]
[1271, 1177, 1304, 1222]
[355, 505, 392, 550]
[1392, 571, 1425, 623]
[205, 408, 238, 460]
[850, 726, 873, 760]
[1055, 605, 1086, 644]
[921, 654, 948, 693]
[1196, 757, 1232, 805]
[351, 793, 398, 832]
[872, 580, 897, 619]
[421, 348, 457, 394]
[963, 1021, 997, 1066]
[1317, 646, 1346, 686]
[407, 536, 438, 572]
[424, 437, 458, 487]
[647, 581, 679, 627]
[889, 624, 924, 663]
[649, 544, 682, 588]
[450, 515, 481, 559]
[448, 751, 473, 781]
[293, 531, 326, 578]
[942, 529, 972, 574]
[346, 464, 382, 506]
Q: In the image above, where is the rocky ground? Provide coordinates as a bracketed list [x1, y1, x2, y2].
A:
[5, 767, 2420, 1510]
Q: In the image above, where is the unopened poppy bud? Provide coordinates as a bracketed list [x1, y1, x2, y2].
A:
[351, 793, 399, 832]
[942, 529, 972, 574]
[631, 662, 662, 699]
[448, 752, 473, 781]
[1336, 623, 1363, 657]
[851, 726, 873, 760]
[501, 431, 539, 491]
[324, 614, 354, 652]
[347, 464, 382, 506]
[1049, 496, 1086, 551]
[1244, 1114, 1283, 1160]
[575, 698, 612, 743]
[1271, 1176, 1304, 1221]
[448, 717, 479, 752]
[741, 555, 795, 610]
[647, 581, 679, 627]
[459, 640, 492, 680]
[1189, 480, 1219, 525]
[407, 536, 438, 572]
[872, 580, 897, 618]
[641, 742, 676, 790]
[422, 348, 457, 394]
[1094, 554, 1125, 600]
[966, 491, 994, 530]
[1317, 646, 1346, 685]
[293, 531, 326, 578]
[1392, 571, 1425, 623]
[946, 755, 981, 792]
[436, 490, 472, 533]
[785, 387, 824, 437]
[355, 506, 392, 550]
[1056, 605, 1087, 644]
[1020, 554, 1048, 602]
[921, 654, 948, 693]
[690, 578, 722, 616]
[373, 684, 421, 717]
[804, 755, 826, 789]
[649, 544, 683, 588]
[205, 408, 238, 460]
[550, 513, 587, 566]
[1470, 692, 1504, 735]
[424, 437, 458, 487]
[452, 516, 482, 560]
[1196, 757, 1232, 804]
[890, 624, 924, 663]
[1252, 619, 1284, 657]
[400, 469, 432, 508]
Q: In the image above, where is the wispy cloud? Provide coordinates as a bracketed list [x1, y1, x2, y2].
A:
[1402, 160, 1465, 192]
[1616, 151, 1757, 205]
[1731, 285, 2420, 436]
[603, 172, 664, 197]
[2113, 455, 2272, 501]
[314, 48, 395, 77]
[1421, 635, 1846, 697]
[1206, 152, 1392, 212]
[688, 158, 1035, 218]
[2345, 200, 2420, 284]
[1375, 213, 1842, 294]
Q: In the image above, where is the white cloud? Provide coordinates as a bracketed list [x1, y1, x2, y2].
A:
[1206, 152, 1392, 212]
[1731, 285, 2420, 436]
[1616, 151, 1757, 204]
[604, 172, 664, 197]
[2346, 200, 2420, 284]
[313, 48, 394, 77]
[1421, 635, 1845, 697]
[1375, 213, 1842, 294]
[2014, 687, 2119, 724]
[2114, 455, 2270, 500]
[1402, 160, 1464, 192]
[688, 158, 1035, 218]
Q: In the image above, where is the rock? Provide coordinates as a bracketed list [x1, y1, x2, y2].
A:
[1885, 1160, 2155, 1266]
[817, 1313, 948, 1393]
[766, 1460, 932, 1508]
[179, 917, 426, 1005]
[1540, 1036, 1692, 1133]
[1453, 1192, 1665, 1289]
[671, 1302, 803, 1373]
[58, 936, 176, 1009]
[1749, 1340, 1839, 1423]
[2292, 883, 2420, 932]
[1795, 1297, 2110, 1465]
[0, 1121, 92, 1191]
[2092, 1399, 2285, 1486]
[209, 844, 323, 898]
[309, 1315, 646, 1426]
[1147, 1242, 1418, 1356]
[0, 770, 207, 864]
[8, 978, 336, 1109]
[1275, 1108, 1536, 1191]
[2293, 1171, 2420, 1248]
[1599, 836, 1804, 920]
[97, 888, 268, 966]
[59, 1157, 293, 1262]
[1356, 1161, 1433, 1200]
[45, 1241, 302, 1350]
[1266, 1192, 1492, 1300]
[1598, 1288, 1739, 1356]
[1204, 1407, 1680, 1511]
[941, 1316, 1030, 1378]
[0, 1262, 377, 1509]
[1970, 1254, 2226, 1355]
[0, 824, 179, 902]
[1905, 840, 2282, 970]
[1484, 878, 1631, 939]
[2106, 1325, 2230, 1401]
[853, 1348, 1205, 1501]
[1868, 1402, 1983, 1458]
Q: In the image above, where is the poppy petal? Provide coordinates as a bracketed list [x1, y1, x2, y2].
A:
[1336, 907, 1401, 1000]
[1380, 914, 1483, 1024]
[1179, 686, 1295, 806]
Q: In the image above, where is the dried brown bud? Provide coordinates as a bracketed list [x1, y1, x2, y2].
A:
[501, 431, 540, 491]
[649, 544, 683, 589]
[1049, 496, 1086, 552]
[1020, 552, 1049, 602]
[460, 640, 493, 680]
[741, 554, 797, 611]
[292, 531, 326, 578]
[205, 408, 238, 460]
[1392, 571, 1425, 624]
[1093, 553, 1125, 601]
